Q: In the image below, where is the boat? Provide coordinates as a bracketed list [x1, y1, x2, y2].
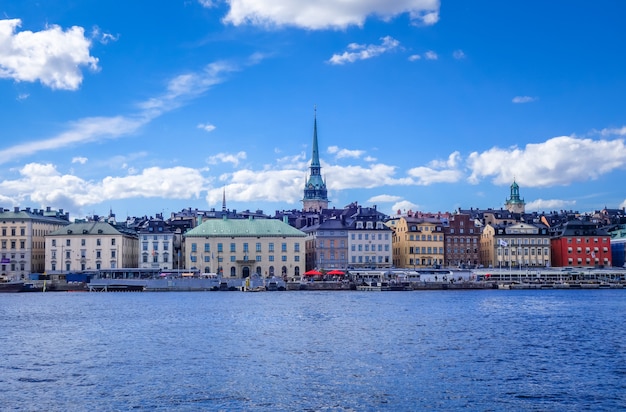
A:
[356, 280, 391, 291]
[0, 281, 25, 293]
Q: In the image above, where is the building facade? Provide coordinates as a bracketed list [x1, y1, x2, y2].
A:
[444, 212, 481, 268]
[0, 207, 70, 281]
[45, 222, 139, 273]
[184, 217, 306, 278]
[550, 220, 612, 267]
[138, 218, 176, 271]
[480, 222, 551, 268]
[388, 213, 445, 269]
[303, 218, 349, 271]
[346, 206, 392, 269]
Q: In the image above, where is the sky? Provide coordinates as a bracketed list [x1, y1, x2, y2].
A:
[1, 1, 626, 220]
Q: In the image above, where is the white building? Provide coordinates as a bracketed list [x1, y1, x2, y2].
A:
[45, 222, 139, 273]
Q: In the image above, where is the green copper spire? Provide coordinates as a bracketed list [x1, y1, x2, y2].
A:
[303, 106, 328, 211]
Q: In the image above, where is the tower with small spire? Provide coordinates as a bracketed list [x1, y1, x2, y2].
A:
[505, 179, 526, 213]
[302, 106, 329, 212]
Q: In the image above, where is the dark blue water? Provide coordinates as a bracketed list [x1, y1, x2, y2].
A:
[1, 290, 625, 411]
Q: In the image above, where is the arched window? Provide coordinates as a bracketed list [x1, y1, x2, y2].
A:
[230, 266, 236, 277]
[281, 266, 287, 275]
[294, 266, 300, 276]
[269, 266, 274, 276]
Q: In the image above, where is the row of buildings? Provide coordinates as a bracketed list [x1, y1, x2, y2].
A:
[2, 113, 626, 282]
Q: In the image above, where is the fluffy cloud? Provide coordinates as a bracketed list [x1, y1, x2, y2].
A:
[512, 96, 536, 104]
[467, 136, 626, 186]
[71, 157, 88, 164]
[0, 163, 207, 212]
[367, 194, 403, 203]
[328, 36, 400, 65]
[207, 151, 247, 166]
[526, 198, 577, 212]
[328, 145, 365, 159]
[0, 19, 98, 90]
[391, 200, 420, 215]
[208, 168, 304, 205]
[218, 0, 440, 30]
[198, 123, 217, 132]
[424, 50, 438, 60]
[452, 49, 466, 59]
[407, 151, 463, 185]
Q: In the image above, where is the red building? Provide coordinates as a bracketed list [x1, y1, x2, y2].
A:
[550, 220, 612, 267]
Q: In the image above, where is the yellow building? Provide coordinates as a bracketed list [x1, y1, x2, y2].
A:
[388, 214, 445, 268]
[184, 217, 306, 278]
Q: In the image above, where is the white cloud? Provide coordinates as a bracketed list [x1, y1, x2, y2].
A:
[207, 151, 247, 166]
[16, 93, 29, 101]
[407, 151, 463, 185]
[208, 168, 304, 205]
[0, 59, 242, 165]
[467, 136, 626, 186]
[367, 194, 403, 203]
[198, 123, 217, 132]
[72, 157, 88, 164]
[327, 145, 365, 159]
[424, 50, 438, 60]
[452, 49, 466, 59]
[526, 198, 577, 212]
[0, 19, 98, 90]
[219, 0, 440, 30]
[597, 126, 626, 137]
[328, 36, 400, 65]
[364, 156, 377, 162]
[408, 54, 421, 61]
[0, 163, 207, 214]
[512, 96, 536, 104]
[391, 200, 420, 215]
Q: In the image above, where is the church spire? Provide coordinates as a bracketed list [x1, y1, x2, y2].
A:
[302, 106, 329, 212]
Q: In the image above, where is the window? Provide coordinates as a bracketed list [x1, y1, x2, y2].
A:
[269, 243, 274, 252]
[217, 243, 223, 252]
[230, 243, 236, 252]
[66, 239, 71, 247]
[111, 238, 116, 246]
[191, 243, 197, 252]
[294, 243, 300, 252]
[256, 243, 262, 252]
[204, 243, 210, 253]
[52, 239, 56, 247]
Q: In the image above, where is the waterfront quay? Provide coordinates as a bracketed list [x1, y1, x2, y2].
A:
[12, 266, 626, 292]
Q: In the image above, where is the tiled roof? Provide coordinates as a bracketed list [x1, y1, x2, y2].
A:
[185, 217, 306, 238]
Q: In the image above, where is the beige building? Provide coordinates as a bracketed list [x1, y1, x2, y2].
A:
[0, 207, 70, 281]
[184, 217, 306, 278]
[388, 213, 445, 269]
[480, 222, 551, 268]
[45, 222, 139, 273]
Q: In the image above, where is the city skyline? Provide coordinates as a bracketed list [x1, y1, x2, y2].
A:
[1, 1, 626, 220]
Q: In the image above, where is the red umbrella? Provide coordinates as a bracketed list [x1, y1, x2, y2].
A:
[326, 270, 345, 276]
[304, 270, 322, 276]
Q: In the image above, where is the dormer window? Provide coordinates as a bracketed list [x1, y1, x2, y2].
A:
[356, 222, 364, 229]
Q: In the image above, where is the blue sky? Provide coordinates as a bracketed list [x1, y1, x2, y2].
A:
[1, 1, 625, 219]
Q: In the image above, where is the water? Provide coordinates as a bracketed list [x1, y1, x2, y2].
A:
[1, 290, 625, 411]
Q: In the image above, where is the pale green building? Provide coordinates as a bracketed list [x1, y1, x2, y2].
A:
[184, 217, 306, 279]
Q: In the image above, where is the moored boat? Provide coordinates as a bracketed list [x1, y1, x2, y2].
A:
[0, 281, 25, 293]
